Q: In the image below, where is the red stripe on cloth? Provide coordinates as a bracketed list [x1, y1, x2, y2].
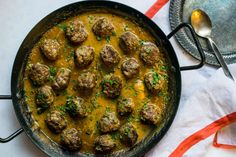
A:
[169, 112, 236, 157]
[145, 0, 169, 18]
[213, 131, 236, 149]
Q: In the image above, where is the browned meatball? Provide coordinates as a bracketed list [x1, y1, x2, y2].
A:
[117, 98, 134, 116]
[35, 85, 54, 112]
[66, 20, 88, 44]
[92, 17, 115, 37]
[101, 75, 122, 98]
[28, 63, 50, 85]
[119, 123, 138, 146]
[100, 45, 120, 67]
[140, 102, 161, 125]
[40, 39, 60, 61]
[61, 128, 82, 151]
[94, 135, 116, 152]
[66, 96, 87, 118]
[77, 72, 97, 90]
[119, 31, 139, 54]
[74, 46, 95, 68]
[121, 58, 140, 79]
[144, 72, 164, 94]
[45, 111, 67, 133]
[98, 112, 120, 133]
[52, 68, 71, 90]
[140, 42, 160, 65]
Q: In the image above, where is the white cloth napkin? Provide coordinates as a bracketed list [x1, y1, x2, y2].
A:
[146, 64, 236, 157]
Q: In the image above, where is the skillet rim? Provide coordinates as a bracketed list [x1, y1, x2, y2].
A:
[11, 1, 181, 156]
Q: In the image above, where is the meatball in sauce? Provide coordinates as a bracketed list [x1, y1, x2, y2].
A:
[92, 17, 115, 37]
[66, 19, 88, 44]
[45, 111, 67, 134]
[121, 58, 140, 79]
[40, 39, 61, 61]
[100, 44, 120, 67]
[74, 46, 95, 68]
[119, 31, 139, 54]
[61, 128, 82, 151]
[28, 63, 50, 86]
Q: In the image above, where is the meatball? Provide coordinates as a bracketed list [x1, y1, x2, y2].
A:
[61, 128, 82, 151]
[117, 98, 134, 116]
[98, 112, 120, 133]
[92, 17, 115, 37]
[45, 111, 67, 133]
[119, 123, 138, 146]
[94, 135, 116, 152]
[101, 75, 122, 98]
[66, 96, 87, 118]
[35, 85, 54, 111]
[28, 63, 50, 85]
[77, 72, 97, 90]
[144, 72, 164, 94]
[139, 42, 160, 65]
[140, 102, 161, 125]
[100, 45, 120, 67]
[121, 58, 140, 79]
[52, 68, 71, 90]
[74, 46, 95, 68]
[66, 19, 88, 44]
[119, 31, 139, 54]
[40, 39, 60, 60]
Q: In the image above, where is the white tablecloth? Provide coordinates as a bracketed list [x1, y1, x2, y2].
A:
[0, 0, 230, 156]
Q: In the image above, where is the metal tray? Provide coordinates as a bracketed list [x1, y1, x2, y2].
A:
[169, 0, 236, 66]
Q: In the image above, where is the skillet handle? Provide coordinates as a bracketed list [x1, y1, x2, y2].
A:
[0, 95, 24, 143]
[167, 23, 205, 71]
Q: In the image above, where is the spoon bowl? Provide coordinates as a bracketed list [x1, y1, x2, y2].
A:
[191, 9, 212, 38]
[191, 9, 234, 80]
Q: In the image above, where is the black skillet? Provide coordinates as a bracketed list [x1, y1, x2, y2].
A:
[0, 1, 205, 156]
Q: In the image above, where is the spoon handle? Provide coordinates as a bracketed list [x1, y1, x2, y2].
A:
[207, 37, 234, 81]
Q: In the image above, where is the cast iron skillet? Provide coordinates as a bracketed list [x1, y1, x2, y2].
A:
[0, 1, 205, 156]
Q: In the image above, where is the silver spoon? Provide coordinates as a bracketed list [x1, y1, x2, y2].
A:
[191, 9, 234, 81]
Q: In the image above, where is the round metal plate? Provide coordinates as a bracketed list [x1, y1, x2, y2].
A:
[169, 0, 236, 66]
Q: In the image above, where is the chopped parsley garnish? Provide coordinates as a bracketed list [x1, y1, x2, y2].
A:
[66, 51, 74, 61]
[105, 107, 111, 113]
[57, 23, 67, 31]
[106, 36, 111, 43]
[112, 31, 116, 36]
[139, 40, 146, 46]
[88, 15, 94, 24]
[124, 25, 129, 31]
[49, 66, 57, 76]
[96, 36, 101, 41]
[152, 72, 159, 86]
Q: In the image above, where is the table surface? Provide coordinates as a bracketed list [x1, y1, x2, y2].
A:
[0, 0, 234, 156]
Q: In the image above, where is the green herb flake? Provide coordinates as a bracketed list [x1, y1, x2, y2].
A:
[66, 51, 74, 61]
[106, 36, 111, 43]
[112, 31, 116, 36]
[105, 107, 111, 113]
[57, 24, 67, 31]
[88, 15, 94, 24]
[124, 25, 129, 31]
[111, 132, 119, 140]
[58, 105, 67, 112]
[152, 72, 159, 86]
[160, 65, 168, 71]
[49, 76, 55, 83]
[95, 92, 101, 98]
[139, 40, 146, 46]
[96, 36, 102, 41]
[49, 66, 57, 76]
